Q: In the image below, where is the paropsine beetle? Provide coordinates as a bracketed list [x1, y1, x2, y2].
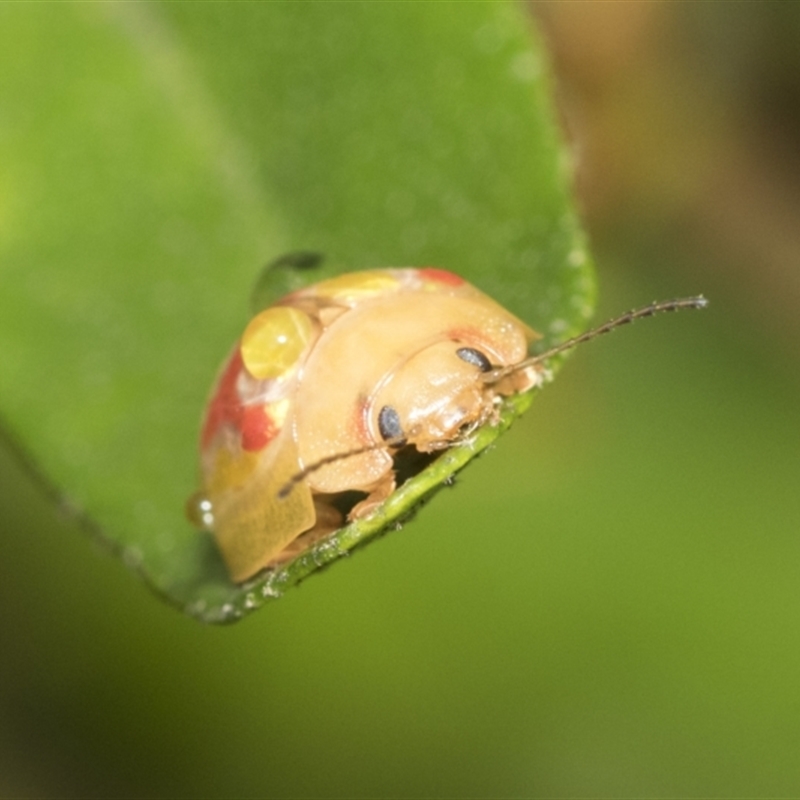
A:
[188, 265, 706, 582]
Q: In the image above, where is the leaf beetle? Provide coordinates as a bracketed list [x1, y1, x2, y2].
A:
[188, 265, 706, 582]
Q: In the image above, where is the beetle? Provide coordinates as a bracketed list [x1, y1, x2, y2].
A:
[188, 266, 706, 582]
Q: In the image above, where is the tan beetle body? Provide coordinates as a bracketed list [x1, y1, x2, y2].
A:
[188, 266, 707, 583]
[189, 267, 541, 582]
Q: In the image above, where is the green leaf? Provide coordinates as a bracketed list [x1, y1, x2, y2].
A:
[0, 2, 594, 622]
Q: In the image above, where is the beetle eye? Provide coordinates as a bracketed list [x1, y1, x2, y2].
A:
[455, 347, 492, 372]
[378, 405, 405, 442]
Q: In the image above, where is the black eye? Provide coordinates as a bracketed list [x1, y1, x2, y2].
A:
[378, 405, 405, 442]
[456, 347, 492, 372]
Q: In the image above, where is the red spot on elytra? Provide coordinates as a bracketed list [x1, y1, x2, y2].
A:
[201, 347, 278, 453]
[201, 349, 243, 449]
[418, 268, 464, 287]
[240, 404, 277, 452]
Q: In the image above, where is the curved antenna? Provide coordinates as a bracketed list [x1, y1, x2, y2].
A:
[280, 296, 708, 497]
[278, 435, 406, 499]
[483, 296, 708, 385]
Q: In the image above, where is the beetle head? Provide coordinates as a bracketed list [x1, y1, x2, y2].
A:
[369, 340, 535, 452]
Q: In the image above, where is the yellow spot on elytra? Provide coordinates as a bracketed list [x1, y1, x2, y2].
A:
[311, 270, 400, 301]
[208, 447, 259, 495]
[240, 306, 314, 380]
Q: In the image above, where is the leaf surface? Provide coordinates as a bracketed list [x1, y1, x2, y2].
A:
[0, 2, 594, 621]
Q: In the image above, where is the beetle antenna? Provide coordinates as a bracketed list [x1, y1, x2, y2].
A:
[280, 297, 707, 497]
[278, 436, 406, 499]
[482, 296, 708, 384]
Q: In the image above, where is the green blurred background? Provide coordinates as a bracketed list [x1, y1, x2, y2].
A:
[2, 3, 800, 797]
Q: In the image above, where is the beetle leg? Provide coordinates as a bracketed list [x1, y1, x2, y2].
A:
[348, 474, 397, 520]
